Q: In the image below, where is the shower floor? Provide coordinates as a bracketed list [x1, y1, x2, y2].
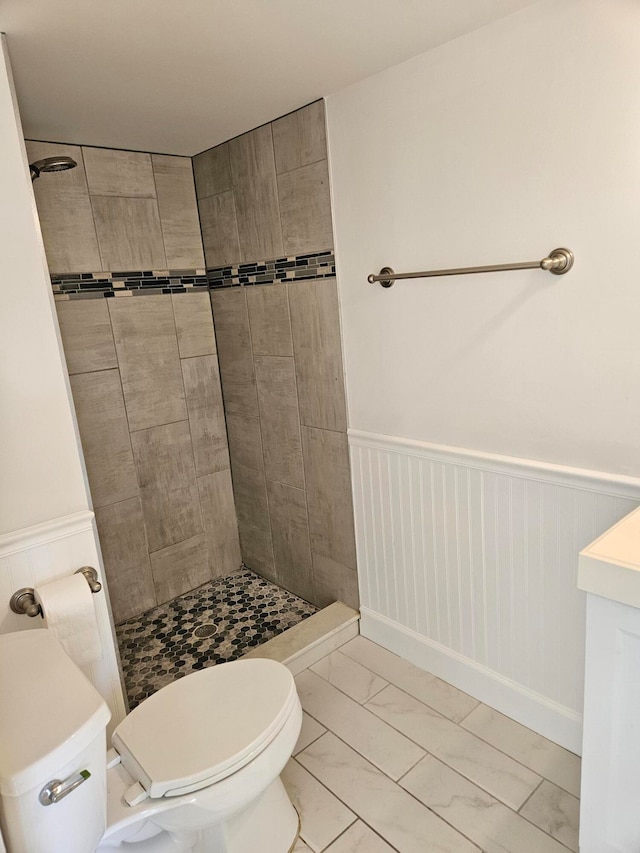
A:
[116, 568, 317, 708]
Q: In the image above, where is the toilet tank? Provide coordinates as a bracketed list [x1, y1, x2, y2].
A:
[0, 630, 111, 853]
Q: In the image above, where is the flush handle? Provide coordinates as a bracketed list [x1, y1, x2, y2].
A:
[39, 769, 91, 806]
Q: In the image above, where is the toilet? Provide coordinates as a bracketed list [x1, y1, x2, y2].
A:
[0, 630, 302, 853]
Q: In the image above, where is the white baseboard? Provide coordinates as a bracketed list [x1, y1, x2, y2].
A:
[360, 606, 583, 754]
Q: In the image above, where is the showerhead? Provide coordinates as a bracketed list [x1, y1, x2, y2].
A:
[29, 155, 77, 181]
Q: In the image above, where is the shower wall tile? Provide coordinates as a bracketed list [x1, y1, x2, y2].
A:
[193, 142, 233, 199]
[109, 296, 186, 431]
[246, 284, 293, 357]
[152, 154, 205, 269]
[95, 497, 156, 623]
[198, 470, 242, 578]
[171, 292, 216, 359]
[255, 355, 304, 490]
[289, 278, 347, 432]
[231, 461, 275, 579]
[210, 288, 258, 417]
[199, 191, 241, 267]
[92, 196, 167, 271]
[69, 369, 139, 509]
[55, 299, 117, 374]
[83, 147, 156, 198]
[225, 413, 264, 472]
[272, 100, 327, 175]
[229, 125, 284, 262]
[278, 159, 333, 256]
[302, 426, 357, 572]
[267, 480, 314, 604]
[26, 141, 101, 273]
[181, 355, 230, 476]
[313, 554, 360, 611]
[150, 533, 211, 604]
[131, 420, 203, 553]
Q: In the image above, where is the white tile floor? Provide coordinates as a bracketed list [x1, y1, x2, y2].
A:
[284, 635, 581, 853]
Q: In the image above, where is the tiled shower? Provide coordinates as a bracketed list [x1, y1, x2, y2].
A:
[28, 100, 358, 690]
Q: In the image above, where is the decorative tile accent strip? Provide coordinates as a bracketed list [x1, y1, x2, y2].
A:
[50, 251, 336, 300]
[116, 568, 317, 708]
[207, 250, 336, 289]
[51, 268, 208, 300]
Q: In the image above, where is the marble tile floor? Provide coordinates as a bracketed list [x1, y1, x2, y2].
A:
[286, 635, 581, 853]
[116, 568, 316, 708]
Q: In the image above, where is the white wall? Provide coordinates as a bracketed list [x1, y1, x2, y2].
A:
[0, 37, 125, 728]
[0, 35, 89, 534]
[326, 0, 640, 749]
[327, 0, 640, 477]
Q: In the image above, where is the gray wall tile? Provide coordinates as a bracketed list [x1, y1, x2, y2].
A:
[302, 426, 357, 571]
[152, 154, 205, 269]
[255, 355, 304, 489]
[312, 553, 360, 610]
[95, 497, 156, 624]
[267, 480, 314, 603]
[171, 292, 216, 359]
[181, 355, 230, 477]
[193, 143, 232, 199]
[92, 196, 167, 270]
[288, 279, 347, 432]
[199, 191, 241, 267]
[83, 147, 156, 198]
[198, 470, 241, 579]
[229, 125, 283, 261]
[56, 299, 117, 374]
[131, 420, 203, 553]
[150, 534, 211, 604]
[210, 289, 258, 417]
[225, 412, 264, 472]
[231, 461, 275, 579]
[109, 296, 186, 431]
[278, 159, 333, 255]
[26, 141, 101, 273]
[272, 100, 326, 174]
[246, 283, 293, 356]
[69, 369, 139, 509]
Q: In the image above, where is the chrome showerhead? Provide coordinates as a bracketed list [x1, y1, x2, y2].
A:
[30, 155, 77, 181]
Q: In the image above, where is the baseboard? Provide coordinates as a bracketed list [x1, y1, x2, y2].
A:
[360, 606, 583, 754]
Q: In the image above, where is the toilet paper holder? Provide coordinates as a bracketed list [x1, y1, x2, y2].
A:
[10, 567, 102, 618]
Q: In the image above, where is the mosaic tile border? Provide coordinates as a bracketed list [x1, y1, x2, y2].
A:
[51, 251, 336, 300]
[52, 268, 208, 300]
[207, 250, 335, 288]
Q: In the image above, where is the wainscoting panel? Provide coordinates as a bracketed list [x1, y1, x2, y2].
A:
[0, 511, 126, 736]
[350, 430, 640, 752]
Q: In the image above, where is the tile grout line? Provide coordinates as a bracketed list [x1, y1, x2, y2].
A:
[340, 642, 580, 798]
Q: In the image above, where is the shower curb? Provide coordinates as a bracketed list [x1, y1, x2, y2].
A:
[241, 602, 360, 675]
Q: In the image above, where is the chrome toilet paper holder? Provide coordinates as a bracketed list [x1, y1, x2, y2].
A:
[10, 567, 102, 618]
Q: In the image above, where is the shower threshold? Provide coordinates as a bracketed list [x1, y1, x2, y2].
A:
[116, 568, 317, 708]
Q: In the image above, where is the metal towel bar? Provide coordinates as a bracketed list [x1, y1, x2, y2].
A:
[367, 247, 574, 287]
[9, 567, 102, 618]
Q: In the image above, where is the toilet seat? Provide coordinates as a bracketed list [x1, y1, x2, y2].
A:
[112, 659, 298, 800]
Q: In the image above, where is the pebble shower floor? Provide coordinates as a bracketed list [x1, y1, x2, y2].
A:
[116, 568, 317, 708]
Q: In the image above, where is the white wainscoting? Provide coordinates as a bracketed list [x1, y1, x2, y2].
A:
[0, 511, 126, 735]
[349, 430, 640, 753]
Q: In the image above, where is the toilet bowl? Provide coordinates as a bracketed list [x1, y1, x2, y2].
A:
[0, 630, 302, 853]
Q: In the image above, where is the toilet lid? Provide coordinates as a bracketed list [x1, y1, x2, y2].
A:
[112, 659, 298, 799]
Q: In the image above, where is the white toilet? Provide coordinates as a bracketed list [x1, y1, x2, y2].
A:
[0, 630, 302, 853]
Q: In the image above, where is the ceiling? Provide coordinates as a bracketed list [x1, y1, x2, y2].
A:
[1, 0, 537, 156]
